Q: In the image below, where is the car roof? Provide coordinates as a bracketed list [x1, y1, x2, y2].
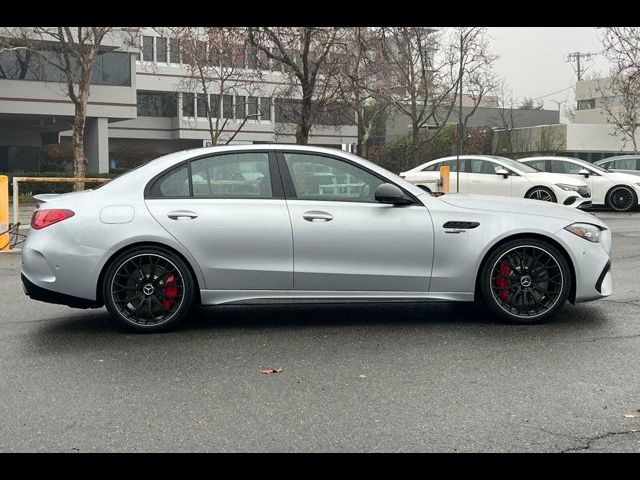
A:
[521, 156, 583, 162]
[595, 155, 640, 164]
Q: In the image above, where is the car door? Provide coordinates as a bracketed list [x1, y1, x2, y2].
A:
[278, 151, 434, 292]
[145, 151, 293, 290]
[466, 158, 511, 196]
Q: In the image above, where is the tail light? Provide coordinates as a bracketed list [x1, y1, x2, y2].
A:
[31, 209, 75, 230]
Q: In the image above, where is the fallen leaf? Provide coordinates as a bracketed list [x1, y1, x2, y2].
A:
[259, 367, 283, 374]
[359, 374, 367, 378]
[623, 414, 637, 419]
[522, 418, 529, 423]
[297, 378, 304, 384]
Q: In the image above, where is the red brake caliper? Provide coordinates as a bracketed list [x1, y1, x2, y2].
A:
[161, 274, 179, 310]
[495, 261, 511, 302]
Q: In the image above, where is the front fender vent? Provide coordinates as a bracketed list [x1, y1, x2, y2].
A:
[443, 221, 480, 229]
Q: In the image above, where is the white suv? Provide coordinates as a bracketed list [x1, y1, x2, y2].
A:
[400, 155, 592, 208]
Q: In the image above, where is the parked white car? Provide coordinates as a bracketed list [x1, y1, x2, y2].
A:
[399, 155, 592, 208]
[520, 156, 640, 212]
[595, 155, 640, 177]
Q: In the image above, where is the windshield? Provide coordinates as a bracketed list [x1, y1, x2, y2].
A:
[487, 156, 541, 173]
[573, 158, 610, 173]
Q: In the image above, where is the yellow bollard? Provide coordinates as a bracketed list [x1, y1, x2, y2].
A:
[0, 175, 8, 251]
[439, 165, 450, 193]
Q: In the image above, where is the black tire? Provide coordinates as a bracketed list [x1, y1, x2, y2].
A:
[102, 246, 196, 333]
[525, 186, 557, 203]
[479, 238, 571, 324]
[606, 186, 637, 212]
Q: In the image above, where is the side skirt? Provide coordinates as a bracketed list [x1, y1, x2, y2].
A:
[200, 290, 475, 305]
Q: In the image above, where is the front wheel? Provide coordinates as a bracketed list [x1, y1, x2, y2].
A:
[525, 187, 557, 203]
[606, 186, 637, 212]
[103, 246, 196, 333]
[479, 239, 571, 324]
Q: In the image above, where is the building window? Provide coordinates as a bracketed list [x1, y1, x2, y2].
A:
[260, 97, 271, 121]
[236, 95, 246, 119]
[248, 96, 259, 117]
[182, 92, 195, 117]
[223, 94, 234, 119]
[196, 93, 209, 118]
[156, 37, 167, 63]
[137, 90, 177, 117]
[577, 99, 596, 110]
[210, 94, 220, 118]
[142, 36, 155, 62]
[169, 38, 180, 63]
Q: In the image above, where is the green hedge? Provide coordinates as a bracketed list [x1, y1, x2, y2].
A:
[1, 172, 118, 196]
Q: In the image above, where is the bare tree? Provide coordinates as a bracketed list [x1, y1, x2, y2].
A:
[494, 79, 516, 155]
[451, 27, 497, 155]
[334, 27, 391, 157]
[0, 27, 133, 189]
[518, 97, 544, 110]
[156, 27, 264, 146]
[247, 27, 347, 144]
[376, 27, 459, 169]
[600, 27, 640, 153]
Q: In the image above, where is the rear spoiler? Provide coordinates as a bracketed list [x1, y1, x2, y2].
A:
[32, 194, 62, 203]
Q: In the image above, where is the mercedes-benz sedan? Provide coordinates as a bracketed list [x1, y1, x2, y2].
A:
[22, 145, 612, 332]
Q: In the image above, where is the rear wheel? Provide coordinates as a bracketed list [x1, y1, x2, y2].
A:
[525, 187, 557, 203]
[103, 246, 195, 333]
[479, 239, 571, 324]
[606, 186, 637, 212]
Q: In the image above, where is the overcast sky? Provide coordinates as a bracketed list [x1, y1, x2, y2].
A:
[486, 27, 612, 121]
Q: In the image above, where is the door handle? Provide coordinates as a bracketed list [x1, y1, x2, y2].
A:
[303, 211, 333, 222]
[167, 210, 198, 220]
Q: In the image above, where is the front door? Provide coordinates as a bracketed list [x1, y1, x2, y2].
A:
[465, 158, 512, 196]
[279, 151, 434, 292]
[145, 151, 293, 290]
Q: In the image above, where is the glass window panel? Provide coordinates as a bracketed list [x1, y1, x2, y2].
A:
[283, 153, 384, 202]
[150, 164, 190, 197]
[260, 97, 271, 121]
[210, 94, 220, 118]
[248, 96, 258, 117]
[142, 36, 154, 61]
[190, 153, 272, 198]
[156, 37, 167, 62]
[196, 93, 209, 118]
[223, 94, 234, 119]
[235, 95, 246, 119]
[137, 91, 177, 117]
[169, 38, 180, 63]
[182, 92, 195, 117]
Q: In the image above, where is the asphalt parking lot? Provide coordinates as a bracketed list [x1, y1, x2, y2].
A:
[1, 210, 639, 452]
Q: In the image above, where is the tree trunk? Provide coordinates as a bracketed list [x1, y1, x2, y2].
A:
[72, 90, 89, 191]
[410, 124, 421, 170]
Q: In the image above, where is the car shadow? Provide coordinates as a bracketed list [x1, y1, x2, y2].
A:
[28, 300, 611, 356]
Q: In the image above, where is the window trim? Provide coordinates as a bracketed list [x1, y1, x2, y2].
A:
[275, 150, 420, 205]
[144, 150, 284, 200]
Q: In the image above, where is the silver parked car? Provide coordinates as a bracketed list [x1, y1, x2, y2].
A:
[595, 155, 640, 177]
[22, 145, 613, 332]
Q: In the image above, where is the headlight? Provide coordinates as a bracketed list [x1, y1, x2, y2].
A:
[556, 183, 580, 192]
[564, 223, 603, 242]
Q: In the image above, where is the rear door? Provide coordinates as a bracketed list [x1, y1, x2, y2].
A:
[145, 150, 293, 290]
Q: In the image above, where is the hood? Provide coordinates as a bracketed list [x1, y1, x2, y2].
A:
[603, 171, 640, 184]
[437, 194, 605, 226]
[525, 172, 587, 186]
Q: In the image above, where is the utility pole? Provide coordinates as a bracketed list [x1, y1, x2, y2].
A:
[566, 51, 597, 81]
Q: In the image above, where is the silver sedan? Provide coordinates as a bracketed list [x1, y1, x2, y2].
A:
[21, 145, 613, 332]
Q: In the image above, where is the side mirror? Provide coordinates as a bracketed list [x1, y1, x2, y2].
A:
[496, 168, 510, 179]
[375, 183, 413, 205]
[578, 168, 590, 178]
